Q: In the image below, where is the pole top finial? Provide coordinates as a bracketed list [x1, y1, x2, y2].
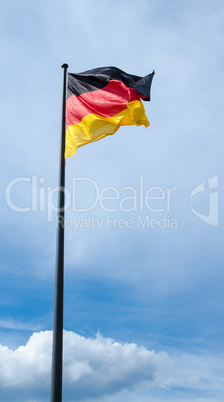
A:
[61, 63, 69, 69]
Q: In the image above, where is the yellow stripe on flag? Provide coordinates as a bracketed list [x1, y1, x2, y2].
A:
[65, 100, 149, 158]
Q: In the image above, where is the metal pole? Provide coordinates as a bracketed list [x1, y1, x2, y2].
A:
[50, 63, 68, 402]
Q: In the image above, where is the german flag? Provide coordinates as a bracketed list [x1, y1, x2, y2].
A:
[65, 66, 154, 158]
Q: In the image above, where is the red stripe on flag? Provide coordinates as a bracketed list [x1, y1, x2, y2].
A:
[66, 80, 147, 126]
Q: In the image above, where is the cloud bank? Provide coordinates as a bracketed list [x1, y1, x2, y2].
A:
[0, 330, 223, 401]
[0, 330, 167, 400]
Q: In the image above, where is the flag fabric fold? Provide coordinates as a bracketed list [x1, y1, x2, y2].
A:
[65, 66, 154, 158]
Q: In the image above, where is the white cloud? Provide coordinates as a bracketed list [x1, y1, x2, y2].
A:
[0, 331, 223, 401]
[63, 330, 168, 397]
[0, 330, 167, 397]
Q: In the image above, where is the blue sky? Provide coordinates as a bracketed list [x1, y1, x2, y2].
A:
[1, 0, 224, 400]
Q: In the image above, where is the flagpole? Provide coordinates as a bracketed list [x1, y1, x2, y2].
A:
[50, 63, 68, 402]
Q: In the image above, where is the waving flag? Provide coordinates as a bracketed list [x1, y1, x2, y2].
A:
[65, 66, 154, 158]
